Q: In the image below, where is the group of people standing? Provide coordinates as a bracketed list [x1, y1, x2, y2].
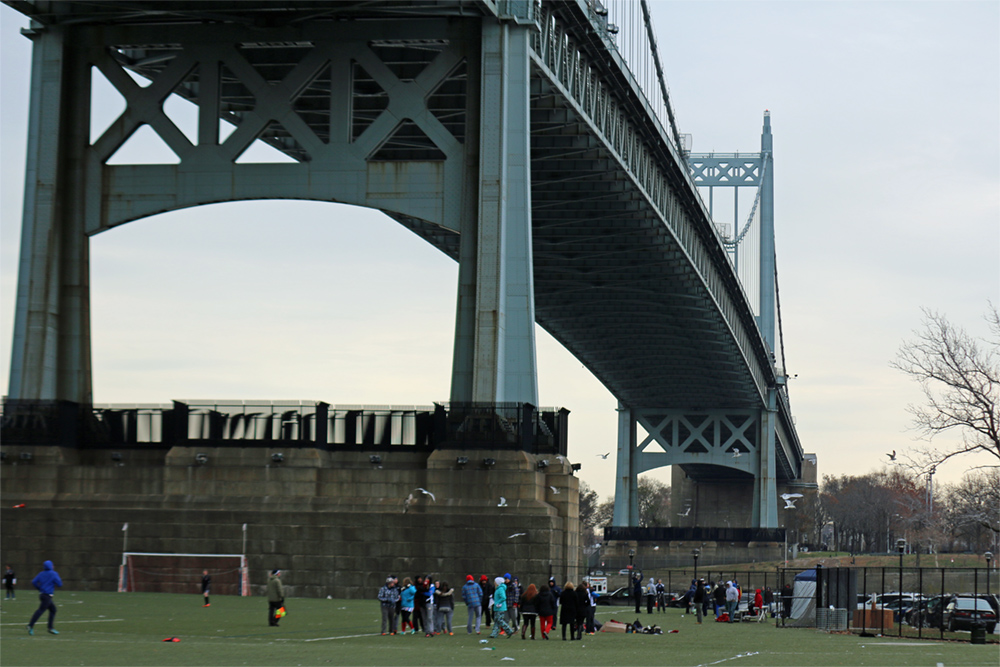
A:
[691, 578, 777, 623]
[378, 573, 599, 640]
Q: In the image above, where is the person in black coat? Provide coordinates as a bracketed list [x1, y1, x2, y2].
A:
[558, 582, 579, 640]
[535, 583, 557, 639]
[713, 581, 727, 618]
[693, 578, 706, 624]
[480, 575, 494, 627]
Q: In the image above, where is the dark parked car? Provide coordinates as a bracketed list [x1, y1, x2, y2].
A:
[594, 587, 631, 605]
[594, 587, 682, 607]
[942, 596, 997, 633]
[904, 594, 948, 628]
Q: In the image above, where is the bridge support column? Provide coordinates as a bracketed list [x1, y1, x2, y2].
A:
[612, 402, 639, 526]
[450, 19, 537, 405]
[758, 111, 776, 353]
[8, 26, 93, 404]
[752, 391, 779, 528]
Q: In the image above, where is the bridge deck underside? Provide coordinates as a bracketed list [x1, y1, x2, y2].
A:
[400, 64, 761, 412]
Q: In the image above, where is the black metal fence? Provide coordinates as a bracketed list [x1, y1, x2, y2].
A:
[769, 566, 997, 638]
[0, 399, 569, 456]
[585, 563, 998, 640]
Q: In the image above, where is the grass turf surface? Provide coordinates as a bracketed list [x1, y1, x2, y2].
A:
[1, 592, 996, 666]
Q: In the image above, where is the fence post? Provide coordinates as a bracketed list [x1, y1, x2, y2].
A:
[880, 567, 886, 636]
[940, 567, 945, 639]
[917, 566, 923, 639]
[816, 563, 824, 613]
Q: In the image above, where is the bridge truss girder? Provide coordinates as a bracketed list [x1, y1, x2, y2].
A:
[6, 6, 541, 407]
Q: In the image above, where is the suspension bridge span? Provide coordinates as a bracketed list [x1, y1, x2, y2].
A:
[4, 0, 804, 529]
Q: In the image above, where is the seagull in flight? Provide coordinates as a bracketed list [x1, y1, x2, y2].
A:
[597, 452, 610, 459]
[886, 450, 896, 461]
[678, 507, 691, 517]
[781, 493, 803, 509]
[498, 497, 508, 507]
[732, 449, 742, 459]
[415, 488, 436, 502]
[508, 533, 526, 539]
[549, 486, 560, 495]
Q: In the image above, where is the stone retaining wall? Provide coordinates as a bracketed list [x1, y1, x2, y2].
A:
[0, 446, 581, 598]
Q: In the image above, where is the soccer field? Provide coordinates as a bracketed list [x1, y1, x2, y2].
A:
[0, 592, 995, 666]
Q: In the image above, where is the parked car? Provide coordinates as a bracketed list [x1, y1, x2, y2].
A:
[904, 594, 950, 628]
[942, 596, 997, 633]
[594, 587, 631, 605]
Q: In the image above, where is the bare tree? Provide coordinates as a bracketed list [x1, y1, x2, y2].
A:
[636, 476, 672, 527]
[940, 469, 1000, 547]
[578, 481, 602, 546]
[892, 303, 1000, 469]
[589, 477, 672, 535]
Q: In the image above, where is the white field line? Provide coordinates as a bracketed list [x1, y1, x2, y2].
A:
[304, 633, 381, 642]
[695, 651, 760, 667]
[1, 618, 125, 626]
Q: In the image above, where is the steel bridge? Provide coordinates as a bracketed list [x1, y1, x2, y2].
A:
[4, 0, 803, 528]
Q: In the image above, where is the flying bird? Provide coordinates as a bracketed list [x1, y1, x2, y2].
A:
[781, 493, 803, 509]
[498, 497, 508, 507]
[886, 451, 896, 461]
[732, 449, 742, 459]
[403, 493, 414, 513]
[415, 487, 436, 502]
[508, 533, 526, 539]
[597, 452, 610, 459]
[549, 486, 560, 495]
[556, 455, 565, 463]
[678, 507, 691, 517]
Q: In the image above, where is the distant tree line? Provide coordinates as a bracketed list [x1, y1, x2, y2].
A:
[819, 467, 999, 555]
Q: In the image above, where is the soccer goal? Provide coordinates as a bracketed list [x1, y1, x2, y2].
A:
[118, 552, 249, 596]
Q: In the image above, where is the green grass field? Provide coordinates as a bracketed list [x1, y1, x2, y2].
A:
[1, 592, 996, 666]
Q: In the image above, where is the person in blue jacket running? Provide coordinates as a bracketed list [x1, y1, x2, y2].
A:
[27, 560, 63, 635]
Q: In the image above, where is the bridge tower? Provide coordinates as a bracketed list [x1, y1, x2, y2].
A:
[612, 112, 784, 530]
[6, 2, 540, 409]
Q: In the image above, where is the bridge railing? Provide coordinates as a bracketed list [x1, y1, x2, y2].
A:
[0, 398, 568, 456]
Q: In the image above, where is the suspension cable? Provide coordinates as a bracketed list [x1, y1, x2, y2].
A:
[639, 0, 684, 153]
[775, 256, 788, 386]
[724, 160, 768, 248]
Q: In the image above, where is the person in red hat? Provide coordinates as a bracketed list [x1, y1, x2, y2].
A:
[461, 575, 484, 634]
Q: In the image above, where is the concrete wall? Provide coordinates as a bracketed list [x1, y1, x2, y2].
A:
[0, 446, 582, 598]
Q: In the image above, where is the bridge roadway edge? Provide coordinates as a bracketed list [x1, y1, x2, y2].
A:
[0, 447, 582, 598]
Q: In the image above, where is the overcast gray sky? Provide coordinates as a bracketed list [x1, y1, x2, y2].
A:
[1, 1, 997, 503]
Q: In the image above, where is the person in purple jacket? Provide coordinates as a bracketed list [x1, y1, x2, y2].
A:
[27, 560, 63, 635]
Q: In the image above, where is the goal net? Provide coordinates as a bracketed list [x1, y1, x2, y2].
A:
[118, 552, 249, 596]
